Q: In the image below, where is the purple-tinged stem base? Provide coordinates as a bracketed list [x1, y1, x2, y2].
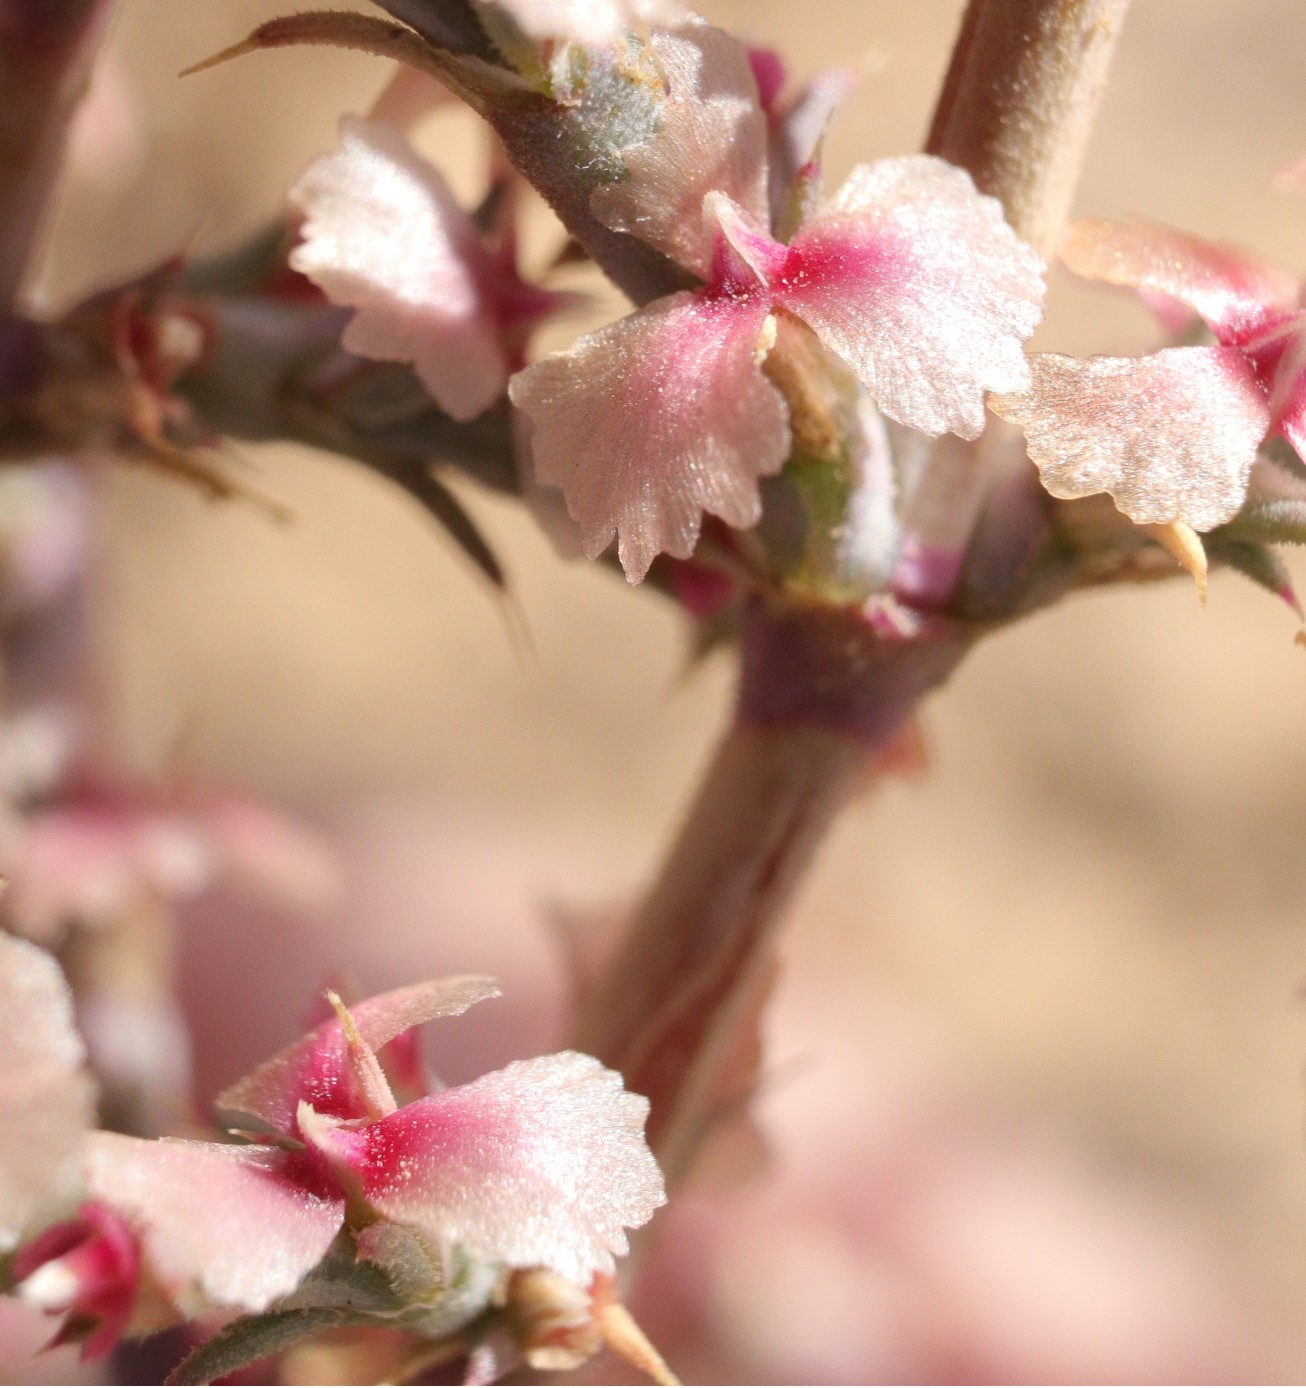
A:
[575, 601, 971, 1185]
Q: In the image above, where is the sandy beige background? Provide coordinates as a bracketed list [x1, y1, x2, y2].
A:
[33, 0, 1306, 1376]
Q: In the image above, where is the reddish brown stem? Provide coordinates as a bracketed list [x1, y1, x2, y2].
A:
[0, 0, 116, 313]
[576, 604, 970, 1184]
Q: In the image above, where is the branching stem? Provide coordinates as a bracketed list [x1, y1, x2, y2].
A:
[577, 0, 1133, 1186]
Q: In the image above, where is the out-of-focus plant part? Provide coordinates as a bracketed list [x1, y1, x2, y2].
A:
[0, 935, 95, 1252]
[288, 115, 562, 424]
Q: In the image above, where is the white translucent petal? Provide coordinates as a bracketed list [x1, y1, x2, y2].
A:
[509, 289, 789, 581]
[776, 155, 1045, 439]
[87, 1133, 344, 1314]
[289, 116, 507, 421]
[313, 1051, 666, 1287]
[0, 936, 93, 1250]
[991, 348, 1271, 530]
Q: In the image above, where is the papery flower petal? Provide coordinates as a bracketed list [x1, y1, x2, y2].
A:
[991, 348, 1271, 530]
[86, 1133, 344, 1314]
[1260, 317, 1306, 460]
[509, 289, 788, 580]
[491, 0, 687, 45]
[1273, 362, 1306, 461]
[1061, 218, 1300, 347]
[0, 936, 95, 1250]
[288, 116, 508, 421]
[215, 976, 500, 1134]
[590, 22, 768, 278]
[771, 155, 1044, 439]
[304, 1051, 664, 1287]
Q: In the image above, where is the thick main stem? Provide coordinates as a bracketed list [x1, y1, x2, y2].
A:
[575, 719, 866, 1184]
[576, 604, 970, 1184]
[901, 0, 1133, 603]
[0, 0, 115, 314]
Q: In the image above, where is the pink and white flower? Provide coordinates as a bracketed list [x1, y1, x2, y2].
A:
[286, 24, 1042, 582]
[510, 22, 1045, 578]
[991, 217, 1306, 531]
[72, 977, 663, 1326]
[288, 115, 560, 424]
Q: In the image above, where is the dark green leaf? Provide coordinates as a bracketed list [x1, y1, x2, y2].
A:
[165, 1308, 358, 1386]
[389, 463, 507, 589]
[1206, 534, 1301, 614]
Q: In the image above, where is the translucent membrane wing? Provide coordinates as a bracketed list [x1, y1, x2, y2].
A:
[509, 289, 789, 581]
[991, 347, 1271, 530]
[215, 977, 500, 1134]
[1061, 218, 1300, 347]
[1275, 373, 1306, 461]
[1266, 318, 1306, 459]
[590, 22, 769, 278]
[86, 1134, 343, 1314]
[491, 0, 686, 44]
[0, 937, 94, 1249]
[774, 156, 1044, 439]
[288, 116, 507, 421]
[308, 1051, 665, 1286]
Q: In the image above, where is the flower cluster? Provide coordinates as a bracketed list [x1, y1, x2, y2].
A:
[0, 932, 668, 1381]
[288, 16, 1045, 581]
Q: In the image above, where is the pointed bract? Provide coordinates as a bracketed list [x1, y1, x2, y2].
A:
[303, 1051, 665, 1286]
[215, 976, 500, 1134]
[1061, 217, 1300, 347]
[0, 936, 95, 1250]
[591, 22, 769, 278]
[86, 1133, 344, 1315]
[991, 347, 1270, 530]
[772, 156, 1045, 439]
[289, 116, 508, 421]
[510, 287, 789, 580]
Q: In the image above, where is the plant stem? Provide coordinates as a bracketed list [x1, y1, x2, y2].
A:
[900, 0, 1133, 604]
[0, 0, 116, 314]
[576, 603, 970, 1184]
[578, 0, 1134, 1185]
[927, 0, 1131, 257]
